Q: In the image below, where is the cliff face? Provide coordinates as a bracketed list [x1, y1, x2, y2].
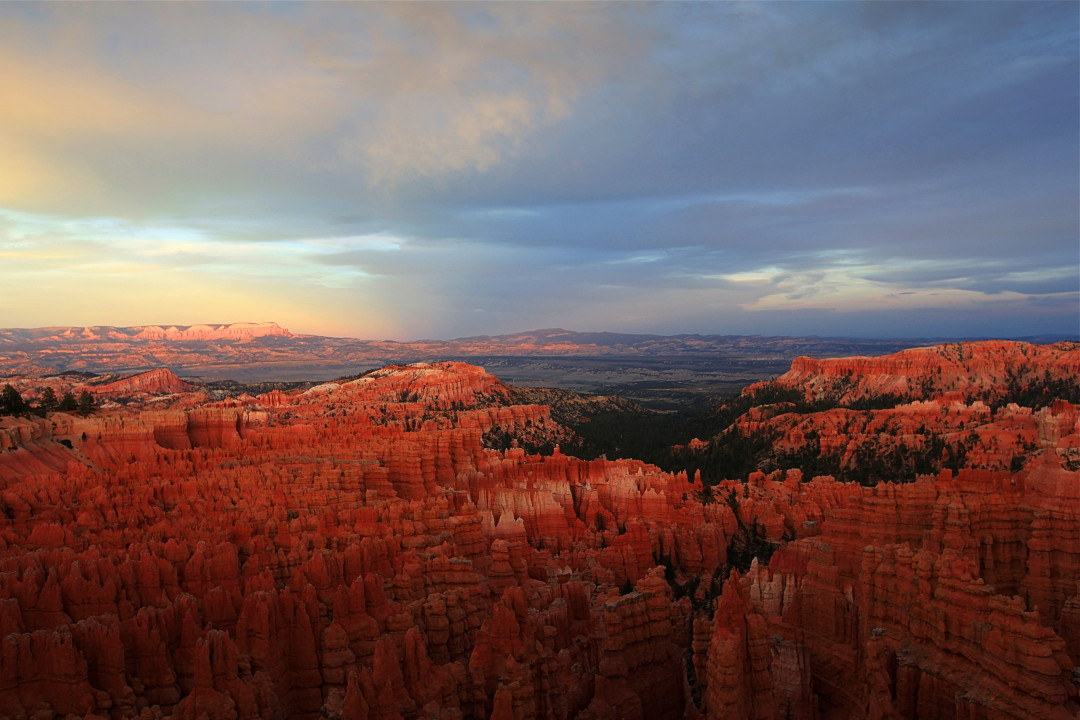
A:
[760, 340, 1080, 405]
[0, 352, 1076, 720]
[132, 322, 293, 342]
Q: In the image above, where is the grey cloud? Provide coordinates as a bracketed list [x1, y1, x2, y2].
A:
[0, 2, 1075, 338]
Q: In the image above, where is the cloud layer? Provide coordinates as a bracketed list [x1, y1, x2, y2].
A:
[0, 2, 1076, 338]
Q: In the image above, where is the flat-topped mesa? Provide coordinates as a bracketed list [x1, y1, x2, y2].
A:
[132, 322, 292, 342]
[755, 340, 1080, 405]
[89, 368, 192, 396]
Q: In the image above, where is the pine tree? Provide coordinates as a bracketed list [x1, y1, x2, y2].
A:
[77, 390, 95, 416]
[0, 385, 25, 415]
[40, 387, 58, 412]
[59, 392, 78, 412]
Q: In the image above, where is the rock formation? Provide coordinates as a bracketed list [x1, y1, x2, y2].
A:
[92, 368, 193, 396]
[0, 344, 1075, 719]
[755, 340, 1079, 406]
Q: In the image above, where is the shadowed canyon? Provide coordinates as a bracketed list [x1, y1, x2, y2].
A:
[0, 335, 1077, 720]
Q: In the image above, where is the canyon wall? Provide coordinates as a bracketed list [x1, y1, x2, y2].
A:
[0, 348, 1075, 719]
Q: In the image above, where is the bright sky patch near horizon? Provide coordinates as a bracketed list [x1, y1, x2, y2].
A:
[0, 2, 1076, 340]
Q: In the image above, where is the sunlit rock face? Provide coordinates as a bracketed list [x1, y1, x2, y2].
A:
[133, 322, 294, 342]
[757, 340, 1080, 406]
[92, 368, 194, 396]
[0, 348, 1076, 719]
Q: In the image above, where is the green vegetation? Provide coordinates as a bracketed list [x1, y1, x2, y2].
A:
[0, 385, 26, 415]
[561, 383, 832, 484]
[562, 407, 719, 467]
[726, 519, 776, 573]
[993, 370, 1080, 410]
[39, 387, 58, 412]
[762, 432, 950, 486]
[481, 427, 557, 457]
[0, 385, 93, 418]
[332, 368, 380, 382]
[723, 489, 781, 572]
[559, 378, 998, 488]
[77, 390, 95, 415]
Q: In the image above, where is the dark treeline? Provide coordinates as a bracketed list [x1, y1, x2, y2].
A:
[0, 384, 93, 417]
[561, 386, 798, 484]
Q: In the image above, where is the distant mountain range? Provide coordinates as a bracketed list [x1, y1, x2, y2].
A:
[0, 321, 292, 343]
[0, 322, 1074, 378]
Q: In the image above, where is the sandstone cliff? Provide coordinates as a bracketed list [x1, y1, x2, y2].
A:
[133, 322, 293, 342]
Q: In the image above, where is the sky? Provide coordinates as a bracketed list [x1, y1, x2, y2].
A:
[0, 2, 1076, 340]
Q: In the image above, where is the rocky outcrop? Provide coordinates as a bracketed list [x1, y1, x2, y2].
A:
[695, 466, 1079, 720]
[91, 368, 192, 396]
[0, 352, 1076, 719]
[0, 406, 249, 479]
[756, 340, 1079, 406]
[696, 342, 1080, 485]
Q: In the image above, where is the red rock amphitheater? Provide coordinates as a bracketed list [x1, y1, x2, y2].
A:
[0, 342, 1076, 719]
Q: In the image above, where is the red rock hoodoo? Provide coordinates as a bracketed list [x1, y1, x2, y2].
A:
[0, 342, 1075, 719]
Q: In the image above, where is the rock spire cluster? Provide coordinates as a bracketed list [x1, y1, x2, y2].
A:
[0, 343, 1075, 719]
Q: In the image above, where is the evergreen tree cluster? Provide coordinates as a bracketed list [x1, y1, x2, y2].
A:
[0, 384, 94, 417]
